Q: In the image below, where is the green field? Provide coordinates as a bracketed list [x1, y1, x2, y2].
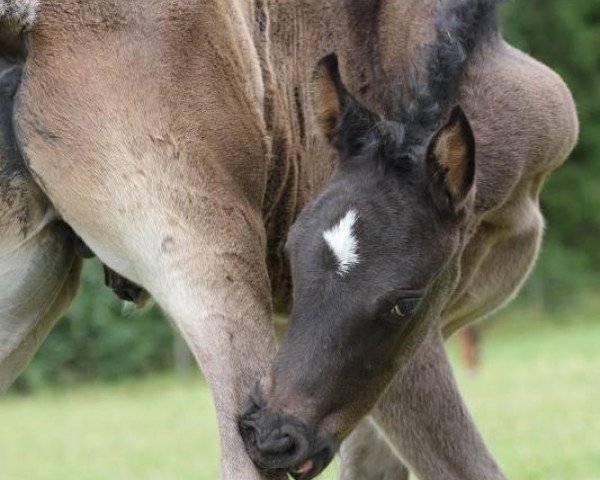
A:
[1, 310, 599, 480]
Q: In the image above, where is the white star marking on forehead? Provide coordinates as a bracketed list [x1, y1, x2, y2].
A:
[323, 209, 360, 275]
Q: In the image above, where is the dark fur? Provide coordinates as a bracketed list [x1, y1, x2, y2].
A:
[333, 0, 501, 169]
[0, 60, 23, 177]
[0, 58, 30, 235]
[396, 0, 501, 159]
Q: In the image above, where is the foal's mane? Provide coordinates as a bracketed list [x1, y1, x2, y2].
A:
[396, 0, 502, 159]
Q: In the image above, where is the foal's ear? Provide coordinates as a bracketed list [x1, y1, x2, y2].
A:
[426, 106, 476, 211]
[312, 54, 378, 154]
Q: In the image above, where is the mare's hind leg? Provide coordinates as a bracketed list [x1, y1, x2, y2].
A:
[0, 59, 81, 391]
[0, 220, 81, 391]
[0, 144, 81, 392]
[35, 186, 277, 480]
[339, 419, 409, 480]
[15, 63, 278, 480]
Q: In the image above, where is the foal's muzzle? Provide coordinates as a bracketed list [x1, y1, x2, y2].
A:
[238, 385, 335, 479]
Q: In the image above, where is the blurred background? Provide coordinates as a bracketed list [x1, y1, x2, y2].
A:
[1, 2, 599, 479]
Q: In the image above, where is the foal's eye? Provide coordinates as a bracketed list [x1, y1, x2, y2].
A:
[390, 298, 421, 319]
[376, 292, 423, 325]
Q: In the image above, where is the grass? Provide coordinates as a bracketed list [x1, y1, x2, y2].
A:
[449, 309, 600, 480]
[1, 307, 599, 480]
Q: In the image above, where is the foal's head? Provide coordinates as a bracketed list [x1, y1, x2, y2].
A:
[240, 55, 476, 478]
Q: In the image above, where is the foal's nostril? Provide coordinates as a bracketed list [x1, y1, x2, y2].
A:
[255, 431, 294, 454]
[249, 425, 309, 463]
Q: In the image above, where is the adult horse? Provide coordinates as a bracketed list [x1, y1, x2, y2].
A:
[0, 1, 577, 479]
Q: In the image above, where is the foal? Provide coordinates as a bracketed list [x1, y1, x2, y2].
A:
[240, 1, 578, 478]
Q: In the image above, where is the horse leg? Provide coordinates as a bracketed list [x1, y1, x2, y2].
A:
[16, 128, 278, 480]
[0, 60, 81, 391]
[149, 232, 277, 480]
[370, 329, 506, 480]
[13, 15, 282, 474]
[0, 147, 82, 392]
[339, 418, 410, 480]
[0, 218, 82, 391]
[34, 185, 277, 479]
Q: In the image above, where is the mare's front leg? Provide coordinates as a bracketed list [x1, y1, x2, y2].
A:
[370, 329, 506, 480]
